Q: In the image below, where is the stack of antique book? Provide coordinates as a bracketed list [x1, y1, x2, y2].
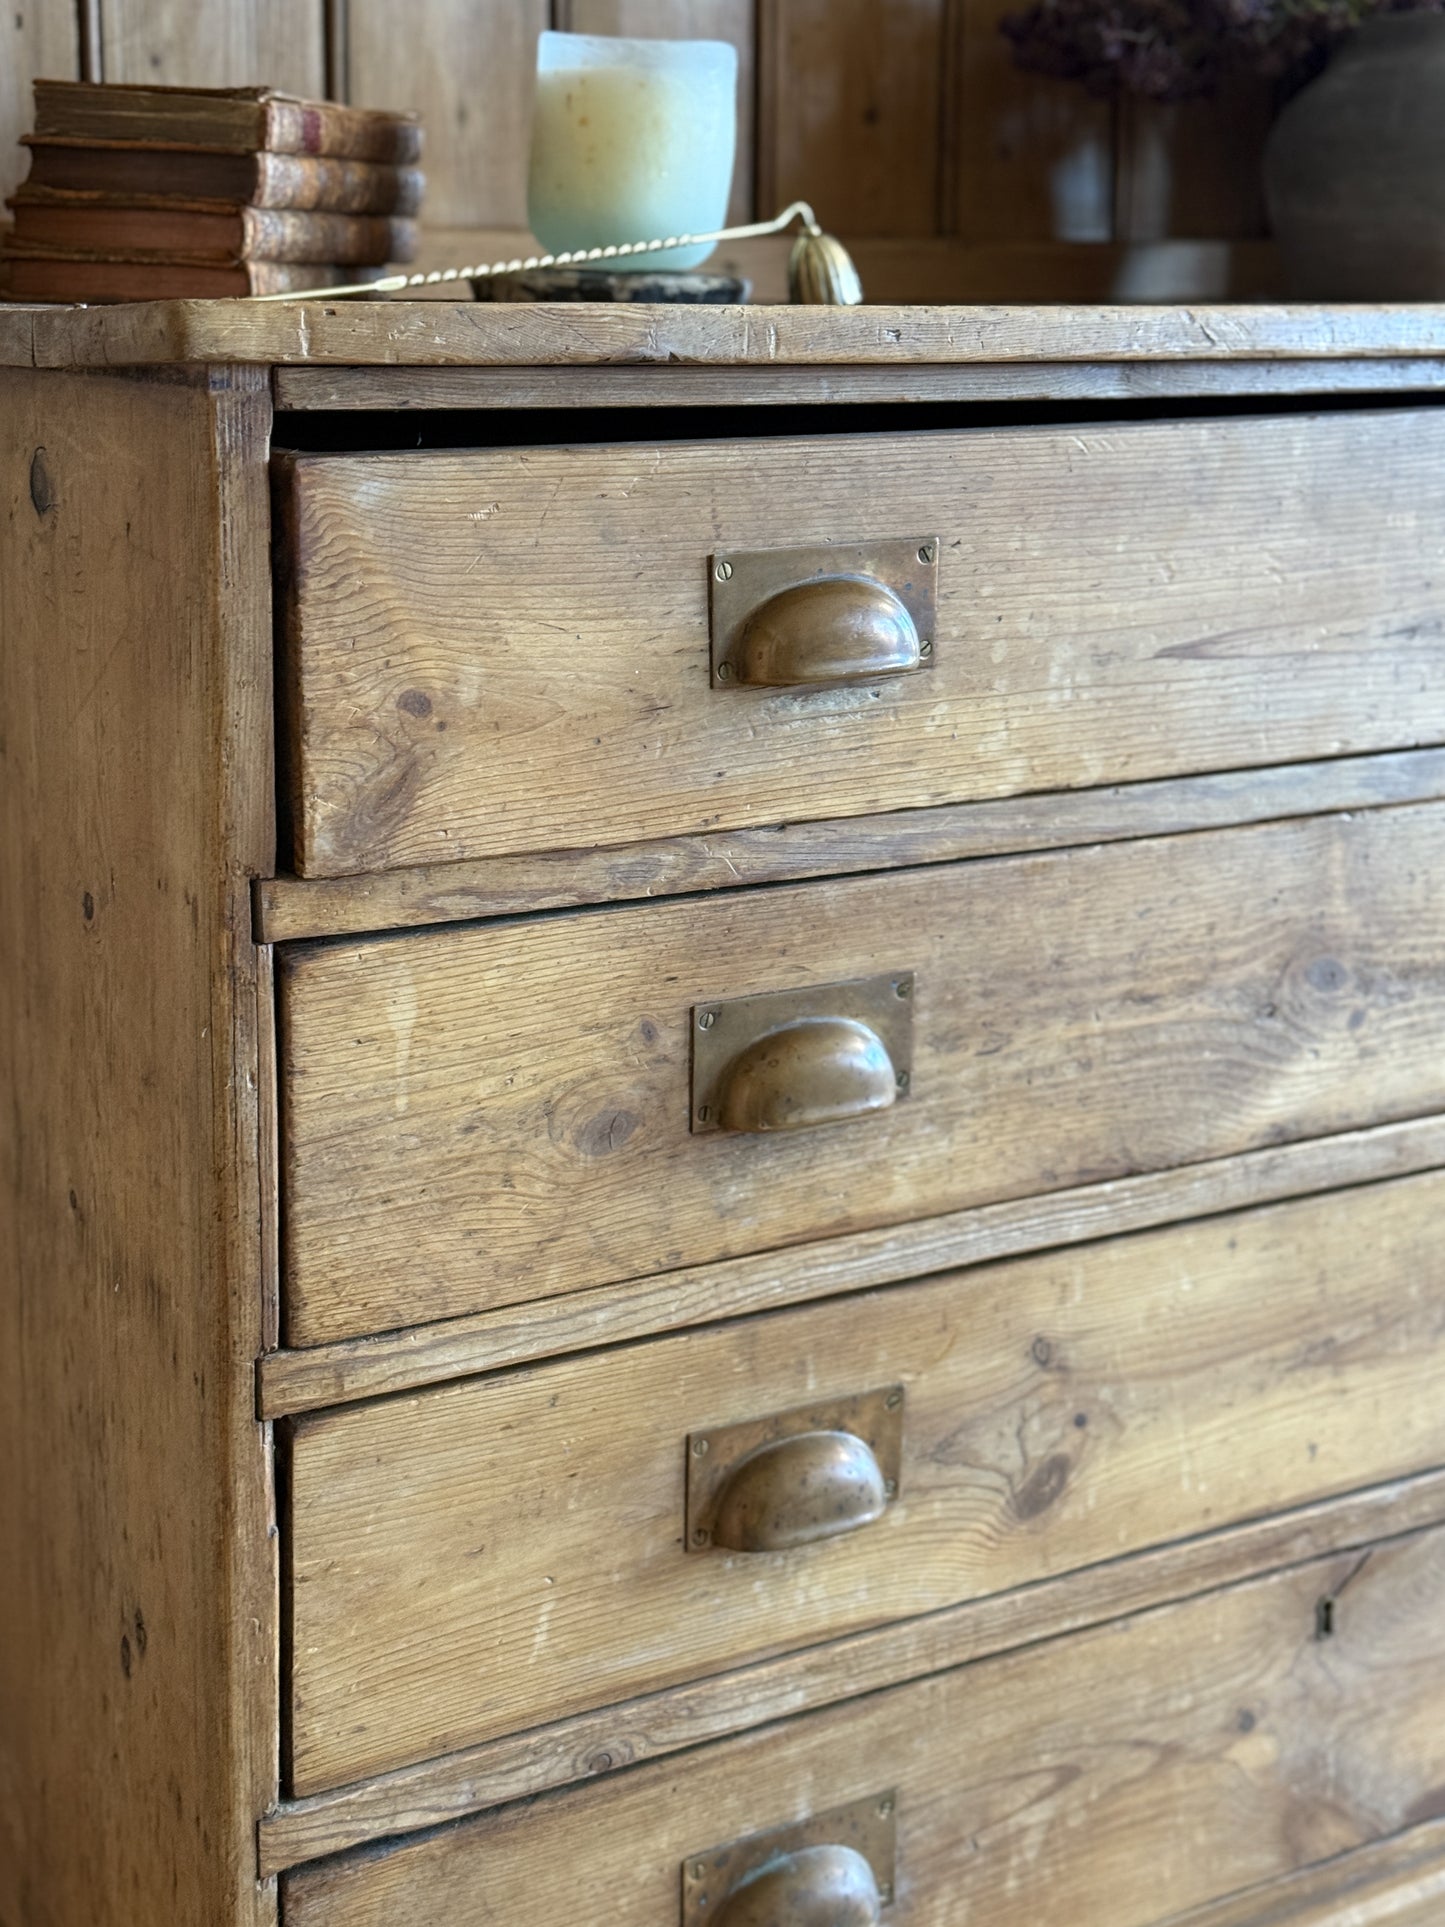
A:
[0, 80, 423, 300]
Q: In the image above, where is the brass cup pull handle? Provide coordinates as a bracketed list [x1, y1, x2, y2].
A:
[712, 1429, 889, 1552]
[734, 574, 921, 687]
[714, 1843, 883, 1926]
[715, 1014, 900, 1133]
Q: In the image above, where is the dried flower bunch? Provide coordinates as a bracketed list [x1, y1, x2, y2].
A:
[1002, 0, 1443, 99]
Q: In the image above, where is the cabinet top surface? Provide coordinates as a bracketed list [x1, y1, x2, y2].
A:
[3, 298, 1445, 371]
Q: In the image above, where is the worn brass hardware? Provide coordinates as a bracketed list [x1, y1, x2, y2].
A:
[691, 973, 914, 1136]
[682, 1792, 897, 1925]
[687, 1387, 904, 1554]
[709, 538, 938, 688]
[712, 1846, 881, 1925]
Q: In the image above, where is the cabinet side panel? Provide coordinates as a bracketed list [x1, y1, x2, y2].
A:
[0, 367, 277, 1926]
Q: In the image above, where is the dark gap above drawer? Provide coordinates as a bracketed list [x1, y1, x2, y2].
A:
[269, 387, 1445, 454]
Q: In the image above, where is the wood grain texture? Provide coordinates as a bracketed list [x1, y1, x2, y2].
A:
[757, 0, 948, 237]
[0, 367, 278, 1922]
[346, 0, 547, 227]
[278, 410, 1445, 873]
[282, 1524, 1445, 1924]
[259, 1465, 1445, 1871]
[9, 300, 1445, 372]
[271, 350, 1445, 411]
[98, 0, 323, 95]
[255, 748, 1445, 944]
[287, 1171, 1445, 1793]
[558, 0, 756, 224]
[280, 803, 1445, 1344]
[260, 1114, 1445, 1413]
[0, 1, 80, 208]
[1162, 1819, 1445, 1925]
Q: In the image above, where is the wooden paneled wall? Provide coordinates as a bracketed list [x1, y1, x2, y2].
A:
[2, 0, 1274, 283]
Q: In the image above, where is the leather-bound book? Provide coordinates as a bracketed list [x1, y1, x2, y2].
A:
[5, 193, 418, 266]
[0, 256, 387, 299]
[31, 80, 423, 165]
[18, 142, 426, 213]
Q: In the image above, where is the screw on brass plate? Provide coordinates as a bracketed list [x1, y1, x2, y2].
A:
[691, 1527, 710, 1547]
[715, 560, 734, 581]
[885, 1389, 903, 1410]
[717, 660, 734, 679]
[893, 978, 912, 999]
[690, 1860, 708, 1880]
[693, 1437, 710, 1457]
[877, 1796, 894, 1818]
[919, 639, 934, 657]
[879, 1881, 895, 1904]
[896, 1070, 910, 1093]
[884, 1478, 898, 1497]
[917, 544, 935, 564]
[698, 1009, 717, 1030]
[696, 1104, 711, 1124]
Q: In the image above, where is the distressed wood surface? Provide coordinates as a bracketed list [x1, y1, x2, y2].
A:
[6, 301, 1445, 370]
[282, 1525, 1445, 1923]
[256, 748, 1445, 946]
[278, 410, 1445, 874]
[1162, 1819, 1445, 1925]
[287, 1172, 1445, 1794]
[280, 805, 1445, 1345]
[260, 1465, 1445, 1872]
[0, 367, 277, 1922]
[260, 1114, 1445, 1413]
[272, 345, 1445, 412]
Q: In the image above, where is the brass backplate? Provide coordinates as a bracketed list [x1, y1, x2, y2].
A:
[682, 1790, 898, 1922]
[691, 971, 915, 1135]
[708, 537, 939, 686]
[686, 1386, 905, 1553]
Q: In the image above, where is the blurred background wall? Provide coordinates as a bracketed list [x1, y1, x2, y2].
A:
[1, 0, 1277, 297]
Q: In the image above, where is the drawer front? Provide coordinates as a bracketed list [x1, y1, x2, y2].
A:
[280, 804, 1445, 1344]
[278, 409, 1445, 876]
[282, 1523, 1445, 1923]
[287, 1171, 1445, 1793]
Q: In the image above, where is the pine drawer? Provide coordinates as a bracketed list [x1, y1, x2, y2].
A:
[279, 802, 1445, 1346]
[281, 1522, 1445, 1923]
[285, 1171, 1445, 1794]
[275, 408, 1445, 876]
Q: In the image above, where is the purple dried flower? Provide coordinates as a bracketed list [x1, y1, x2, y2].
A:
[1001, 0, 1443, 98]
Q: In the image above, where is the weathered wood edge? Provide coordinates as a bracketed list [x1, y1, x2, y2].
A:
[253, 750, 1445, 945]
[5, 301, 1445, 371]
[256, 1114, 1445, 1416]
[1, 364, 279, 1922]
[256, 1464, 1445, 1876]
[209, 365, 284, 1927]
[271, 356, 1445, 410]
[1159, 1815, 1445, 1926]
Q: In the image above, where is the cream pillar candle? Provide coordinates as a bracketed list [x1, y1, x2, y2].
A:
[527, 31, 738, 271]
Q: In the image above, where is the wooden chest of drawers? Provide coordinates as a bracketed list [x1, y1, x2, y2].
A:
[6, 299, 1445, 1927]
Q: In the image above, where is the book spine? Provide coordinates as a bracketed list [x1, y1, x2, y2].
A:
[251, 153, 426, 215]
[260, 99, 425, 165]
[239, 209, 418, 264]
